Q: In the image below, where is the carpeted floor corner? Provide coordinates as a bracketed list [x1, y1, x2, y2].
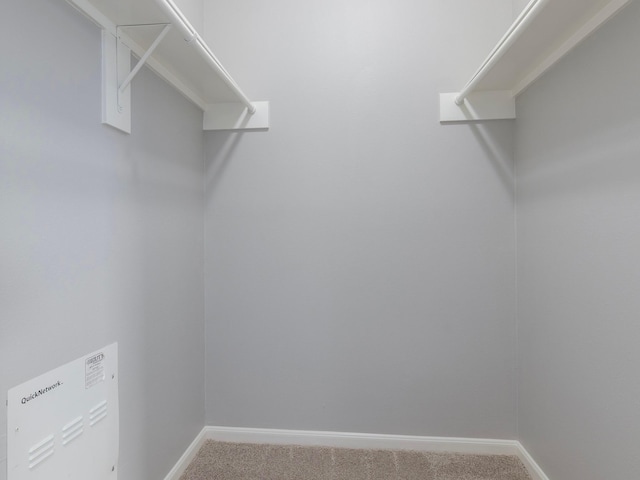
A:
[179, 440, 532, 480]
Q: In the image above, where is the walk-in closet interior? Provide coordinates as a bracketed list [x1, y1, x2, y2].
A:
[2, 0, 639, 479]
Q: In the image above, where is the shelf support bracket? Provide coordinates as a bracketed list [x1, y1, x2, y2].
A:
[102, 24, 171, 134]
[102, 30, 131, 133]
[118, 24, 172, 94]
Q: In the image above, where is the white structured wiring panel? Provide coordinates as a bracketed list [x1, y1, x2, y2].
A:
[7, 343, 119, 480]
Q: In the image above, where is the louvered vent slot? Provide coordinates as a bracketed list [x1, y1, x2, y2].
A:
[61, 416, 84, 446]
[28, 434, 54, 469]
[89, 400, 108, 426]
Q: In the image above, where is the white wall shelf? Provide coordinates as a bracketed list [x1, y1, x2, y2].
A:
[67, 0, 269, 133]
[440, 0, 630, 123]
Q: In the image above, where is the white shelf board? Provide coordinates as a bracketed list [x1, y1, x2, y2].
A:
[67, 0, 268, 132]
[441, 0, 630, 122]
[477, 0, 631, 96]
[69, 0, 240, 109]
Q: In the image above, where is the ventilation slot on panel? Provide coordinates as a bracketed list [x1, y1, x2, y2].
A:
[61, 416, 84, 446]
[89, 400, 108, 427]
[28, 434, 55, 469]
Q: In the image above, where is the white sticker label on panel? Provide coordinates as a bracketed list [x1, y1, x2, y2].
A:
[85, 352, 105, 389]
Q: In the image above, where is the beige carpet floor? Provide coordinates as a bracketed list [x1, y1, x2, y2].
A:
[179, 441, 532, 480]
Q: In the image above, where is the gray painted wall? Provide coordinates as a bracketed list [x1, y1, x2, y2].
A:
[512, 0, 530, 18]
[12, 1, 639, 478]
[203, 0, 518, 439]
[0, 1, 205, 479]
[516, 3, 640, 479]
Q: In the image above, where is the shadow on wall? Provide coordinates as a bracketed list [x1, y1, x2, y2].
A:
[204, 132, 245, 201]
[469, 123, 515, 198]
[441, 121, 515, 198]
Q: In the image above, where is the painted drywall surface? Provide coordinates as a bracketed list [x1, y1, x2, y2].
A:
[0, 1, 204, 479]
[173, 0, 204, 33]
[512, 0, 530, 18]
[516, 3, 640, 479]
[203, 1, 518, 439]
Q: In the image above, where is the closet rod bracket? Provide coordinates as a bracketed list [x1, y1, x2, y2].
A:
[440, 91, 515, 123]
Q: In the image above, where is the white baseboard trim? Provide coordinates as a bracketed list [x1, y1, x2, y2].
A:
[516, 443, 551, 480]
[203, 426, 520, 455]
[162, 428, 208, 480]
[165, 426, 550, 480]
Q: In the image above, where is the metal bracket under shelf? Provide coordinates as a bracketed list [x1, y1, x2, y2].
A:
[102, 24, 171, 134]
[118, 24, 172, 96]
